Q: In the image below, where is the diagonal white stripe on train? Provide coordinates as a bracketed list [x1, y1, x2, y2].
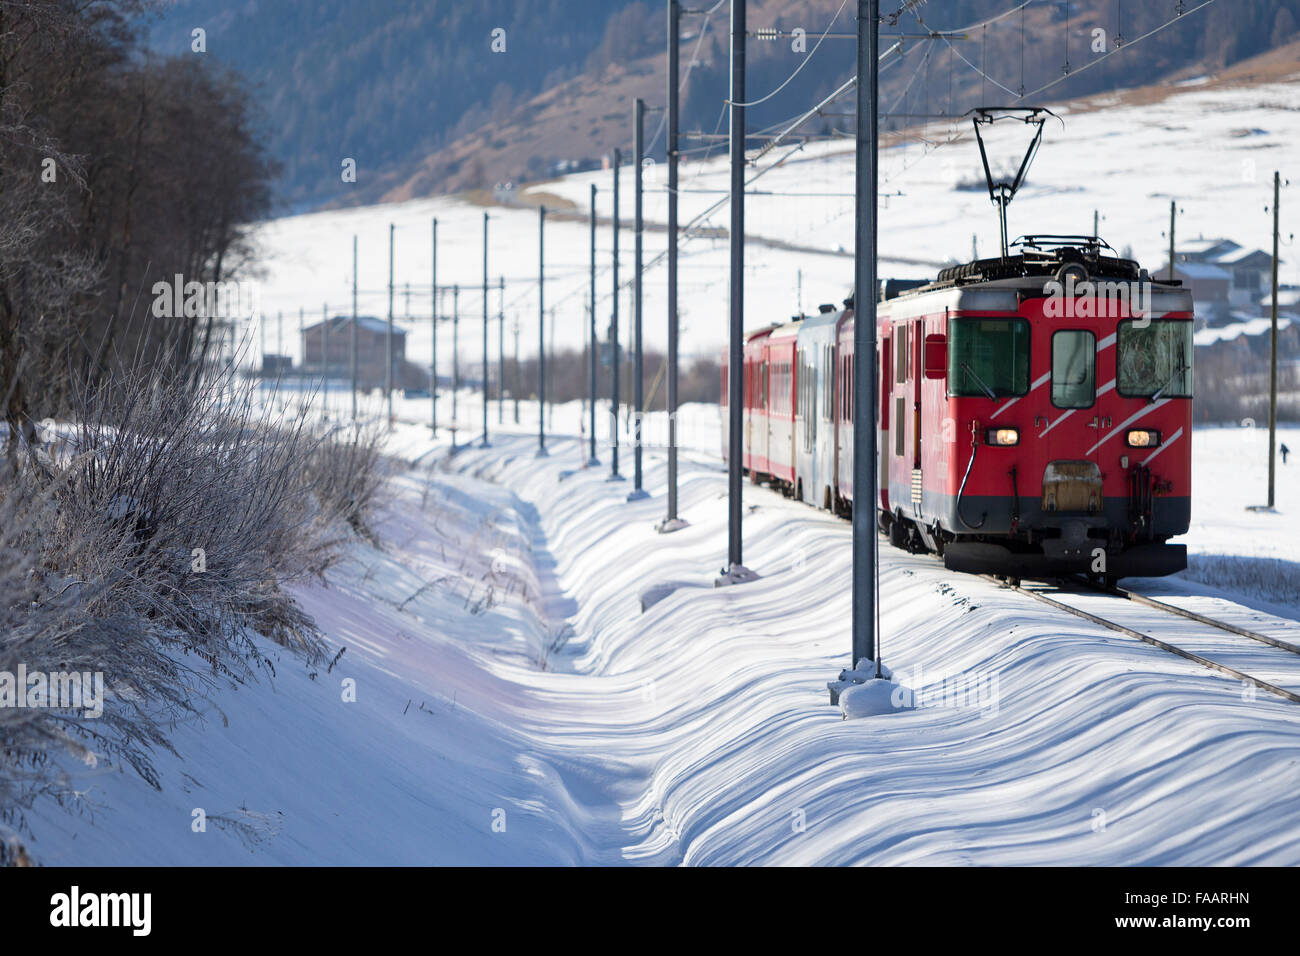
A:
[1040, 380, 1116, 437]
[991, 371, 1051, 420]
[1141, 426, 1183, 466]
[1038, 409, 1075, 437]
[1086, 398, 1170, 456]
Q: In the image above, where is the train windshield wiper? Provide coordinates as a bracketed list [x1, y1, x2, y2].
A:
[1150, 361, 1188, 403]
[961, 362, 997, 399]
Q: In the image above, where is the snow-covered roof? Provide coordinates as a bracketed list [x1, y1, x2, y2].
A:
[1262, 287, 1300, 308]
[1178, 238, 1240, 259]
[1177, 262, 1232, 280]
[1216, 247, 1274, 267]
[1195, 316, 1293, 345]
[304, 315, 398, 335]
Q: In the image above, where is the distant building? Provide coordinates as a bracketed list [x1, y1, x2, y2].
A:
[1163, 238, 1279, 323]
[1170, 262, 1231, 311]
[302, 316, 405, 386]
[261, 353, 293, 374]
[1217, 247, 1275, 307]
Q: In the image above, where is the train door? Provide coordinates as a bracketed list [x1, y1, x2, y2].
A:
[759, 355, 769, 475]
[720, 360, 729, 462]
[743, 349, 753, 470]
[910, 320, 923, 512]
[836, 321, 855, 509]
[822, 341, 835, 509]
[807, 346, 817, 494]
[1043, 327, 1102, 514]
[800, 343, 818, 503]
[831, 341, 842, 506]
[879, 333, 891, 512]
[892, 320, 908, 512]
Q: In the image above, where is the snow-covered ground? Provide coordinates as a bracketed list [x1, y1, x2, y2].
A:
[25, 399, 1300, 865]
[21, 73, 1300, 866]
[246, 74, 1300, 372]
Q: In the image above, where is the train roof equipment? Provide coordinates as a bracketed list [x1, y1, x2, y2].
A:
[969, 106, 1061, 259]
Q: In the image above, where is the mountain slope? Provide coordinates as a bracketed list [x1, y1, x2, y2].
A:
[144, 0, 1300, 211]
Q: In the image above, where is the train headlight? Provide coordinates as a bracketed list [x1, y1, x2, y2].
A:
[1126, 429, 1161, 448]
[985, 427, 1019, 446]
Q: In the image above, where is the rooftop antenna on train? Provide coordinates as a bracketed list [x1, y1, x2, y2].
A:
[969, 107, 1059, 260]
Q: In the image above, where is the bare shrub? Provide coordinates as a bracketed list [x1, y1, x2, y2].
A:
[0, 348, 385, 860]
[302, 422, 389, 543]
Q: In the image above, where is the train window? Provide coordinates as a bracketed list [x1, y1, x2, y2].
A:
[797, 349, 805, 420]
[895, 397, 905, 455]
[1117, 320, 1194, 399]
[843, 354, 850, 422]
[846, 355, 853, 422]
[800, 350, 816, 451]
[895, 324, 909, 384]
[1051, 330, 1096, 409]
[822, 347, 827, 420]
[824, 346, 833, 421]
[947, 317, 1030, 398]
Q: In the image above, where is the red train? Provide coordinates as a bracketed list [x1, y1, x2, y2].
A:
[723, 237, 1194, 581]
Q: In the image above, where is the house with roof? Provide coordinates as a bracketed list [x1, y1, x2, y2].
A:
[1270, 286, 1300, 313]
[302, 315, 406, 386]
[1169, 261, 1232, 313]
[1217, 246, 1276, 307]
[1162, 238, 1279, 322]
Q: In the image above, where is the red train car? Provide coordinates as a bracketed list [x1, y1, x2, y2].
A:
[724, 321, 798, 492]
[743, 326, 775, 476]
[728, 238, 1194, 581]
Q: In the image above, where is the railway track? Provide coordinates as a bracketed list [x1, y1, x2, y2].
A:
[982, 574, 1300, 705]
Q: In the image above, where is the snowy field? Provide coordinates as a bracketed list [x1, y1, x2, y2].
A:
[246, 74, 1300, 372]
[25, 397, 1300, 865]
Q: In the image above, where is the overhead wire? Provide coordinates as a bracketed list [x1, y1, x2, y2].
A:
[727, 0, 851, 108]
[487, 0, 1092, 341]
[1017, 0, 1219, 100]
[645, 0, 728, 156]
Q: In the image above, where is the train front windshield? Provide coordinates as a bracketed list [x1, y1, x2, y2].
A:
[1117, 319, 1194, 399]
[948, 317, 1030, 398]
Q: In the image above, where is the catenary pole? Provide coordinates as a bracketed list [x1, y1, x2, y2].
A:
[726, 0, 745, 569]
[452, 284, 459, 448]
[538, 205, 547, 455]
[852, 0, 881, 672]
[667, 0, 682, 522]
[1169, 200, 1176, 283]
[387, 223, 395, 426]
[612, 148, 622, 478]
[431, 218, 438, 435]
[351, 236, 359, 420]
[498, 276, 505, 425]
[589, 183, 600, 465]
[1268, 170, 1281, 508]
[633, 97, 646, 496]
[321, 301, 328, 421]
